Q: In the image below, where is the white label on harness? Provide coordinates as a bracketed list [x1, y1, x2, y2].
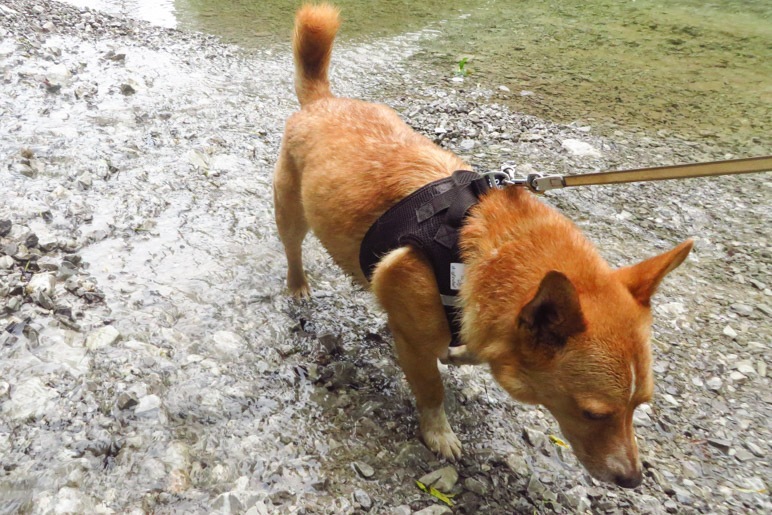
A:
[450, 263, 465, 291]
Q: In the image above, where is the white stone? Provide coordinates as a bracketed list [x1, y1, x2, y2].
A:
[735, 360, 756, 375]
[212, 330, 245, 358]
[723, 325, 738, 338]
[135, 394, 161, 416]
[2, 377, 58, 420]
[706, 377, 722, 391]
[561, 138, 602, 157]
[26, 272, 55, 296]
[498, 85, 510, 92]
[0, 255, 14, 269]
[46, 63, 71, 84]
[418, 465, 458, 492]
[86, 325, 121, 350]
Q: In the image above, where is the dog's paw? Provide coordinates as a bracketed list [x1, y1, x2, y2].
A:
[420, 405, 462, 461]
[289, 282, 311, 299]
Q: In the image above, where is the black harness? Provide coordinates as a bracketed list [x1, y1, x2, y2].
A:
[359, 170, 499, 346]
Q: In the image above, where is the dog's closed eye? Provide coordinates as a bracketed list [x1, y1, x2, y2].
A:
[582, 410, 612, 421]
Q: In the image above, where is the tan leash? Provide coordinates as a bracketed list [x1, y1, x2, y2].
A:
[507, 155, 772, 193]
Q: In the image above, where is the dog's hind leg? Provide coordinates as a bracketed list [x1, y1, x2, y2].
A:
[273, 145, 310, 298]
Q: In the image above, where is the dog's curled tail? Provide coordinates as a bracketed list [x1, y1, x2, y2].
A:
[293, 3, 340, 107]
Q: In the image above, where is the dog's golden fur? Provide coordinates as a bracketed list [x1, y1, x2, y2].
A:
[274, 3, 693, 488]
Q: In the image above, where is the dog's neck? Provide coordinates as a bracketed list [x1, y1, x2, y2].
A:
[457, 187, 610, 356]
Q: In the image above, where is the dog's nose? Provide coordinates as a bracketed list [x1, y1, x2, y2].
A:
[614, 471, 643, 489]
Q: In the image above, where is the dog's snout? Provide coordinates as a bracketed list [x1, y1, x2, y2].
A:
[614, 471, 643, 489]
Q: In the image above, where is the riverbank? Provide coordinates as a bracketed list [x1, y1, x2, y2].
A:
[0, 1, 770, 514]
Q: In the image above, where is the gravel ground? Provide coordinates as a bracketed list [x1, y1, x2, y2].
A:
[0, 1, 770, 514]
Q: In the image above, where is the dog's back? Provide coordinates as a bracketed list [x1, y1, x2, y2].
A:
[277, 4, 467, 283]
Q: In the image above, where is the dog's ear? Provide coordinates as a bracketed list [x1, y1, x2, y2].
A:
[615, 239, 693, 307]
[518, 271, 586, 348]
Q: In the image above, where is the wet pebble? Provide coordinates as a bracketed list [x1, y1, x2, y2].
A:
[212, 330, 246, 358]
[706, 376, 722, 391]
[26, 272, 55, 297]
[353, 489, 372, 511]
[85, 324, 121, 350]
[463, 477, 487, 496]
[0, 255, 14, 269]
[0, 219, 11, 237]
[418, 465, 458, 492]
[134, 394, 161, 416]
[414, 506, 451, 515]
[723, 325, 738, 338]
[353, 461, 375, 479]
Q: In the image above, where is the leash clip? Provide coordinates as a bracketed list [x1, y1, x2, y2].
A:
[525, 173, 566, 193]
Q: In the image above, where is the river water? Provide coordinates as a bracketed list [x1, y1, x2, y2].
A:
[62, 0, 770, 153]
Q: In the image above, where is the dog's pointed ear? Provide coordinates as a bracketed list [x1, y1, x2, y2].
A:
[615, 239, 693, 307]
[518, 271, 586, 348]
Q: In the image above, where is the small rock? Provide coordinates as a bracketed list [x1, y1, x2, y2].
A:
[26, 272, 55, 296]
[735, 360, 756, 375]
[730, 303, 754, 316]
[723, 325, 738, 338]
[0, 381, 9, 399]
[86, 325, 121, 350]
[756, 304, 772, 317]
[498, 85, 510, 92]
[522, 427, 547, 448]
[520, 90, 534, 96]
[414, 506, 451, 515]
[390, 506, 412, 515]
[0, 255, 15, 269]
[505, 453, 530, 477]
[419, 465, 458, 493]
[318, 332, 343, 354]
[729, 371, 747, 384]
[464, 477, 487, 496]
[682, 460, 702, 478]
[745, 441, 764, 457]
[41, 21, 56, 32]
[353, 461, 375, 479]
[212, 330, 245, 359]
[25, 233, 39, 248]
[0, 220, 11, 237]
[664, 499, 678, 513]
[212, 492, 243, 513]
[6, 297, 21, 312]
[734, 448, 754, 462]
[527, 474, 547, 499]
[116, 392, 139, 410]
[671, 485, 692, 504]
[458, 139, 475, 152]
[135, 394, 161, 416]
[2, 377, 58, 420]
[707, 438, 731, 453]
[559, 485, 589, 510]
[706, 377, 722, 391]
[352, 489, 371, 511]
[120, 83, 136, 95]
[561, 138, 602, 157]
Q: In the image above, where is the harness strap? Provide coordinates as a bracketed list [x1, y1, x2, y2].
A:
[360, 170, 493, 346]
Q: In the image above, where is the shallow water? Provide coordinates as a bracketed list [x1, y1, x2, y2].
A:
[62, 0, 771, 152]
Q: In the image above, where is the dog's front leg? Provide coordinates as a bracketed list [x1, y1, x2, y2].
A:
[392, 327, 462, 460]
[371, 247, 462, 460]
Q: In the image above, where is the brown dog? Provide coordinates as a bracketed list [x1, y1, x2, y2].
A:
[274, 4, 693, 489]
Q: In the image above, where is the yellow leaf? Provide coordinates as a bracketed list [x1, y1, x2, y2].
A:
[414, 480, 455, 507]
[549, 435, 569, 448]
